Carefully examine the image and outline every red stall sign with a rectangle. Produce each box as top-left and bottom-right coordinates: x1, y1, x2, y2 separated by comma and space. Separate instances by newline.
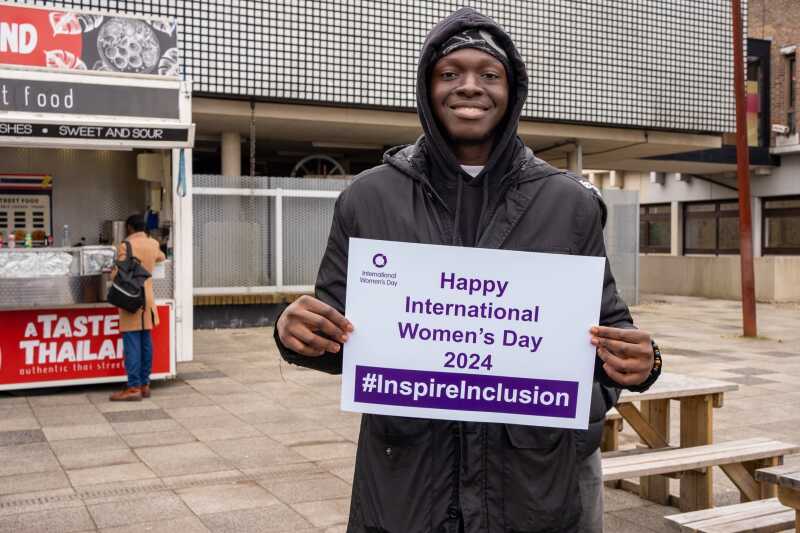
0, 3, 179, 75
0, 305, 172, 390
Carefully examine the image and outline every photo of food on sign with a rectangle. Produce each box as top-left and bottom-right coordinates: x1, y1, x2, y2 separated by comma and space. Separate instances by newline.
0, 4, 179, 76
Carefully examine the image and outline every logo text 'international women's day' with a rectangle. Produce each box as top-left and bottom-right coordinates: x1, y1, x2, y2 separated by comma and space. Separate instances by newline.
372, 253, 388, 268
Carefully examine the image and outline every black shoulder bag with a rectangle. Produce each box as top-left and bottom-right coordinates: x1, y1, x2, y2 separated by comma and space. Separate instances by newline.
107, 241, 151, 313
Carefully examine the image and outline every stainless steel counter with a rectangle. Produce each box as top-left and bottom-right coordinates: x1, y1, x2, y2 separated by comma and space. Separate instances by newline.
0, 246, 174, 307
0, 274, 104, 308
0, 246, 116, 278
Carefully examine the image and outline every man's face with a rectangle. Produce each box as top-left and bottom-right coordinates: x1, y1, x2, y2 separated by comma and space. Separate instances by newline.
430, 48, 509, 147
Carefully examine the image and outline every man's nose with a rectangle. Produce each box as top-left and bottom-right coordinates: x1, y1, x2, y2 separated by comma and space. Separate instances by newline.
456, 73, 484, 96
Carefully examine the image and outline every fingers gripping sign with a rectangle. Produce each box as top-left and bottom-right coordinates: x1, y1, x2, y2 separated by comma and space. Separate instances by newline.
277, 295, 354, 357
589, 326, 653, 387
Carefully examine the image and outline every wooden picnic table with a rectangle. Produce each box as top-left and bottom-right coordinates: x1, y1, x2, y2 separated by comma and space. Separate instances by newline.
614, 372, 739, 511
756, 464, 800, 531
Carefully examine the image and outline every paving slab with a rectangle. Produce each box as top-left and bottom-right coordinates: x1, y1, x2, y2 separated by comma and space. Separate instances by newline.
0, 443, 61, 477
199, 504, 311, 533
48, 435, 128, 454
187, 423, 263, 443
207, 437, 307, 469
261, 474, 351, 505
100, 515, 211, 533
120, 429, 198, 449
0, 506, 94, 533
176, 480, 279, 515
290, 498, 350, 529
112, 419, 184, 435
0, 429, 46, 447
269, 430, 348, 448
27, 394, 92, 407
56, 447, 140, 470
88, 492, 192, 529
291, 442, 358, 462
94, 398, 160, 413
103, 408, 171, 423
0, 417, 41, 431
134, 442, 231, 477
66, 462, 158, 487
0, 470, 71, 496
42, 423, 117, 441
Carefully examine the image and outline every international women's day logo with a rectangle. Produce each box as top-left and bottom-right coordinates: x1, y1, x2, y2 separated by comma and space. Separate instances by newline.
360, 252, 397, 287
372, 253, 388, 268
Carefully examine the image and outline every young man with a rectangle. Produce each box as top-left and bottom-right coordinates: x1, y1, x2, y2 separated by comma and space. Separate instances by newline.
110, 214, 166, 402
276, 8, 661, 532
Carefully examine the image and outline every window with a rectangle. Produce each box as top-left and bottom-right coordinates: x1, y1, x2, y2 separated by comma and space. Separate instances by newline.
763, 196, 800, 255
640, 204, 671, 253
684, 201, 740, 255
788, 53, 796, 135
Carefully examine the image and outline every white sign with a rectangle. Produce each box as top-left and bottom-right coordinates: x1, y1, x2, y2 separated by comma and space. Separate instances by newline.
341, 238, 606, 429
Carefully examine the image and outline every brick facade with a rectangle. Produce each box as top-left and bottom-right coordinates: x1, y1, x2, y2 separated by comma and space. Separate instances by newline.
748, 0, 800, 139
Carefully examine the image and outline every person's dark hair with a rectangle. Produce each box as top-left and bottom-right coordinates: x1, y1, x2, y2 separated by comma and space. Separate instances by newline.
126, 214, 146, 232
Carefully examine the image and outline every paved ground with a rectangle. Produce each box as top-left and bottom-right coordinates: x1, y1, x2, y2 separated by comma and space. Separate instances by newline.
0, 294, 798, 533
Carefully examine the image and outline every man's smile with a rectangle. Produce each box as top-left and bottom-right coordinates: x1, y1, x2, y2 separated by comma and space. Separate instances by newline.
449, 104, 491, 120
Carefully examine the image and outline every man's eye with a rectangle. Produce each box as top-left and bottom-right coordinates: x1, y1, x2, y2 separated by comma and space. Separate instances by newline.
441, 72, 458, 80
482, 72, 500, 80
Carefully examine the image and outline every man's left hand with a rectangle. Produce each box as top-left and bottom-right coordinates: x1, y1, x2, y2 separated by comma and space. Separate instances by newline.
590, 326, 654, 387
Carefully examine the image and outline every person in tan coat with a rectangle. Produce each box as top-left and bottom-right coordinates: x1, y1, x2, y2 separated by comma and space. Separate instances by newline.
110, 214, 166, 401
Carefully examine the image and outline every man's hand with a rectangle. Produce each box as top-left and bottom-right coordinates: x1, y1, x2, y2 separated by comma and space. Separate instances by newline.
590, 326, 654, 387
277, 295, 354, 357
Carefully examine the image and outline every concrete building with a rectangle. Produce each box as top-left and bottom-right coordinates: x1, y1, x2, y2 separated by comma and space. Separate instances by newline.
32, 0, 762, 312
603, 0, 800, 302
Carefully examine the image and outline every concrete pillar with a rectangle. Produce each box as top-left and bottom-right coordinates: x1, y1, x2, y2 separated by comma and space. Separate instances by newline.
752, 196, 762, 258
221, 131, 242, 177
609, 170, 624, 189
567, 143, 583, 174
670, 200, 683, 256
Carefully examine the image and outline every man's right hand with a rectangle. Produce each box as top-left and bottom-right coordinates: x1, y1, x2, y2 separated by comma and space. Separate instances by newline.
276, 295, 354, 357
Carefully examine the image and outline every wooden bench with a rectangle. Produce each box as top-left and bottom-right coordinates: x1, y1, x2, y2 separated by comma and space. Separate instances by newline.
602, 437, 800, 511
756, 464, 800, 531
602, 407, 623, 452
615, 373, 738, 508
664, 497, 795, 532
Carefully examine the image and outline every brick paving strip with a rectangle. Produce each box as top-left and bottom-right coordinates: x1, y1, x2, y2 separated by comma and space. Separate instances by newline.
0, 294, 797, 533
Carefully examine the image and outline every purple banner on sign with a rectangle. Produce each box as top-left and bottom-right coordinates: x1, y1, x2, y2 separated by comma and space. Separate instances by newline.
354, 365, 579, 419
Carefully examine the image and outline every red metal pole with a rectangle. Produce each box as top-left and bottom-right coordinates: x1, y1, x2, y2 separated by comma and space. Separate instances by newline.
731, 0, 757, 336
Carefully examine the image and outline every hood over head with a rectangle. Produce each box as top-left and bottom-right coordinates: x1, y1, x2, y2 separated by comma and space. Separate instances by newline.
416, 7, 529, 185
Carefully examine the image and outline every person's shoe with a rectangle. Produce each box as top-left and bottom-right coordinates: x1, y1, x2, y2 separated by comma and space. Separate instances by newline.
140, 384, 151, 398
109, 387, 142, 402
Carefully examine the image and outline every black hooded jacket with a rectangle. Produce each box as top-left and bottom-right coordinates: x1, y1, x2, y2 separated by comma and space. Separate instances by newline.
275, 8, 651, 533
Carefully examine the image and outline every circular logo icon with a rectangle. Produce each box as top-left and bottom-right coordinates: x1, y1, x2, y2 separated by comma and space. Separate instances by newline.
372, 253, 388, 268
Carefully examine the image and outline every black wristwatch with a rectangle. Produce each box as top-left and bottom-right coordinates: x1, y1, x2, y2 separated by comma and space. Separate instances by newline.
627, 340, 662, 393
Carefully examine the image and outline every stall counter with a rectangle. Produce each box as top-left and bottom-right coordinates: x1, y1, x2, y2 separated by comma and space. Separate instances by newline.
0, 301, 175, 391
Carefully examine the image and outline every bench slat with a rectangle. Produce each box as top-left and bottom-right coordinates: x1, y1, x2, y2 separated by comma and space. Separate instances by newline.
604, 438, 775, 476
607, 438, 771, 468
602, 446, 678, 460
756, 464, 800, 490
665, 497, 786, 527
618, 373, 738, 403
665, 498, 794, 533
699, 509, 795, 533
603, 439, 800, 481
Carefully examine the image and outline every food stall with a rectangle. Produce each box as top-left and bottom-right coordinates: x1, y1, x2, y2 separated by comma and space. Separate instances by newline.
0, 2, 194, 391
